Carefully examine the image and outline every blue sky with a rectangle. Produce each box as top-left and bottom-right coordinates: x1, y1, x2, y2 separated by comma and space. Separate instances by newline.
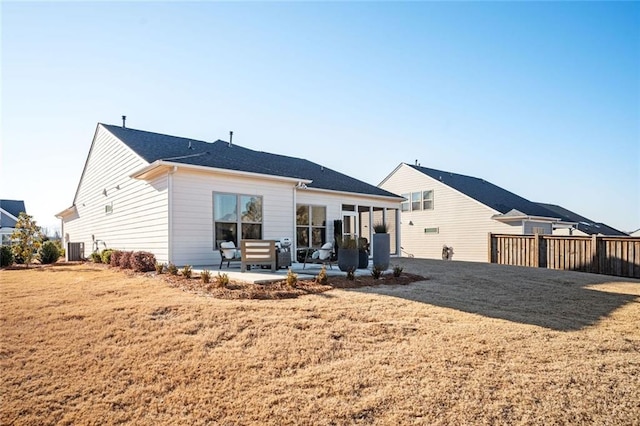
2, 1, 639, 233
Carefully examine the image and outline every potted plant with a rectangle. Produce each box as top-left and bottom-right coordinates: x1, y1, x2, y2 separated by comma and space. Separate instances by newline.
358, 237, 369, 269
337, 236, 359, 272
372, 222, 390, 270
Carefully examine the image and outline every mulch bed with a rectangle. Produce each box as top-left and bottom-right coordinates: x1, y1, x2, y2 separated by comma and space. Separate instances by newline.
159, 272, 427, 300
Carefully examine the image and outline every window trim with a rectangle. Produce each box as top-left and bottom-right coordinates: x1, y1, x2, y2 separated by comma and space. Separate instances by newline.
213, 192, 263, 248
422, 190, 434, 210
296, 204, 327, 248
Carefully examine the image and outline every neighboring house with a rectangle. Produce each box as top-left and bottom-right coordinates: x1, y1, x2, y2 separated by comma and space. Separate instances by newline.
0, 199, 26, 245
379, 163, 565, 262
56, 123, 403, 265
630, 229, 640, 237
535, 203, 629, 237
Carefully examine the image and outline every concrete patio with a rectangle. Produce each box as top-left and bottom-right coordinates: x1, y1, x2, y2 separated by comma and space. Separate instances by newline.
191, 261, 379, 284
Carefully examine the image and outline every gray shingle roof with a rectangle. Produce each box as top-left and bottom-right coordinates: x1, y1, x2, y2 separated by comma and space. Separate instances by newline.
535, 203, 628, 236
0, 199, 26, 228
102, 124, 399, 199
407, 164, 560, 218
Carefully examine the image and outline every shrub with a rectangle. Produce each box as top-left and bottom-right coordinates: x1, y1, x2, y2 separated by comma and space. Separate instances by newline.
131, 251, 156, 272
14, 253, 25, 265
1, 245, 14, 267
339, 237, 358, 250
316, 265, 328, 285
110, 250, 122, 267
286, 268, 298, 287
346, 268, 355, 281
371, 265, 383, 279
167, 263, 178, 275
53, 240, 65, 258
373, 222, 388, 233
90, 251, 102, 263
101, 249, 114, 265
393, 265, 403, 277
119, 251, 133, 269
215, 272, 229, 288
155, 262, 164, 274
39, 241, 60, 264
201, 269, 212, 283
181, 265, 192, 278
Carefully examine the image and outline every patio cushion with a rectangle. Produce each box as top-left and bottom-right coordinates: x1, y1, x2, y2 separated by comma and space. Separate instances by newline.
318, 242, 333, 260
220, 241, 240, 259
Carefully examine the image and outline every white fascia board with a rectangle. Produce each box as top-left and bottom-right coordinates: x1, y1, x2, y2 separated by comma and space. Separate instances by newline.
130, 160, 313, 185
55, 205, 77, 219
0, 207, 19, 222
492, 214, 561, 223
377, 162, 406, 187
553, 221, 579, 229
298, 186, 405, 203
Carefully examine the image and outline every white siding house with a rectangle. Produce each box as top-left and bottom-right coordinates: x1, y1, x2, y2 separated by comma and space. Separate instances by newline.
57, 125, 169, 260
379, 163, 562, 262
57, 123, 402, 266
0, 200, 27, 245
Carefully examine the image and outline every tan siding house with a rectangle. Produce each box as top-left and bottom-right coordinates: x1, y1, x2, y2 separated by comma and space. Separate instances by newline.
57, 123, 402, 266
379, 163, 561, 262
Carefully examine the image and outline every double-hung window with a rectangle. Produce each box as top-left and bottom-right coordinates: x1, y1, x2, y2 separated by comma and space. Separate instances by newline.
422, 190, 434, 210
401, 194, 410, 212
403, 190, 434, 212
296, 204, 326, 248
213, 193, 263, 247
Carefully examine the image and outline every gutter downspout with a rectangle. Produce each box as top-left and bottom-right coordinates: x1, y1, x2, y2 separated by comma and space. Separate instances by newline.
292, 184, 297, 262
168, 166, 178, 263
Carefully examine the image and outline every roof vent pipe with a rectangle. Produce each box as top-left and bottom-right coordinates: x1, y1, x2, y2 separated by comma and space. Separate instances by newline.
122, 115, 126, 128
229, 131, 233, 147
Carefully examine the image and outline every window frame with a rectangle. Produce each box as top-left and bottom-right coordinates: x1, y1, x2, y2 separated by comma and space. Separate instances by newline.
411, 192, 422, 211
401, 194, 410, 212
296, 204, 327, 248
213, 192, 263, 248
422, 190, 434, 210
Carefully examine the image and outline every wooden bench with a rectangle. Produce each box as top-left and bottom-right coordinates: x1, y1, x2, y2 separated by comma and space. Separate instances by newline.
241, 240, 276, 272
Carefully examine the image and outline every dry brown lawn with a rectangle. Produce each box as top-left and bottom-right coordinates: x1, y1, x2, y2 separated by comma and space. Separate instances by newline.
1, 259, 639, 425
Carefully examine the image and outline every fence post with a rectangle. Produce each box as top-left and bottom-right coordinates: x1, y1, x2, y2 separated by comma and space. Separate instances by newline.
488, 233, 493, 263
533, 233, 540, 268
591, 234, 599, 274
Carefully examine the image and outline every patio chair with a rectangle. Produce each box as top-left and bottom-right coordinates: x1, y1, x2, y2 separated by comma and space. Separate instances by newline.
303, 242, 336, 269
219, 241, 241, 269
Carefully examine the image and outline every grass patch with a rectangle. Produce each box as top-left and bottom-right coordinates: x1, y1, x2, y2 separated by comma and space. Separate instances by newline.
1, 261, 638, 425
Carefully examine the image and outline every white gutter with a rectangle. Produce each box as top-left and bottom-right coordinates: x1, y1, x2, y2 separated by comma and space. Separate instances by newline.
292, 184, 298, 259
297, 186, 405, 202
491, 214, 561, 223
131, 160, 312, 185
167, 166, 177, 263
55, 205, 77, 219
0, 207, 20, 222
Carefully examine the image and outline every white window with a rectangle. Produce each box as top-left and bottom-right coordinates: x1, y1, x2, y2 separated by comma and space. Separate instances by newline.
401, 194, 410, 212
411, 192, 422, 211
214, 193, 263, 247
423, 190, 434, 210
296, 204, 327, 248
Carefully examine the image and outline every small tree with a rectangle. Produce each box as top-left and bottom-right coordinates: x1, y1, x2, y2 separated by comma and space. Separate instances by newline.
10, 213, 43, 268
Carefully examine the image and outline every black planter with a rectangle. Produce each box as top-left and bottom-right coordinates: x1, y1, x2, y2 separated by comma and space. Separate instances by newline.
372, 233, 390, 270
358, 250, 369, 269
338, 248, 359, 272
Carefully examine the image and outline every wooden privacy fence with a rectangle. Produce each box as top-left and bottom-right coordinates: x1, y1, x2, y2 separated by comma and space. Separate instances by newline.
488, 233, 640, 278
